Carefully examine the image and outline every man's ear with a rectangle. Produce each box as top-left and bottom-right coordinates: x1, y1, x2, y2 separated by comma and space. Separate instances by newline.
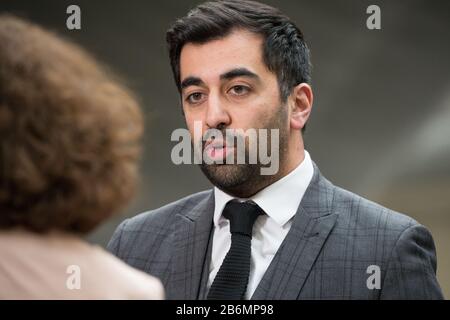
289, 83, 313, 131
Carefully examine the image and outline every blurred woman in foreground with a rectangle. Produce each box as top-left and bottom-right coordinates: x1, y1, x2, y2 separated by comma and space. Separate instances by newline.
0, 15, 163, 299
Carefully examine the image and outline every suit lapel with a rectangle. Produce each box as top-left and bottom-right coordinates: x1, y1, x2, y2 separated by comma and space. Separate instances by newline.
170, 191, 215, 299
251, 163, 338, 299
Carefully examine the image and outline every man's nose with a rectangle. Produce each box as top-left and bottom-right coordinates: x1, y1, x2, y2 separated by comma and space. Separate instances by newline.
205, 93, 231, 129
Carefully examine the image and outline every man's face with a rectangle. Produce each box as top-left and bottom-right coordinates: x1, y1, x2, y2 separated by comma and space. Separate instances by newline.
179, 29, 290, 196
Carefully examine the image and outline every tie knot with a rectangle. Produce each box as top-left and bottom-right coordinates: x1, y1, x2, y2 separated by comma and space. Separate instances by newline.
222, 200, 264, 237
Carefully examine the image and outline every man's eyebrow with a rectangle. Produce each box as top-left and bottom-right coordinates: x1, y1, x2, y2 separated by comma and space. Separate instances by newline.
180, 76, 205, 90
180, 68, 259, 90
220, 68, 260, 82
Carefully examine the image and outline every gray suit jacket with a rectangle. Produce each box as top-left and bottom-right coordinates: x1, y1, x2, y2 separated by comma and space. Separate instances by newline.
107, 163, 444, 299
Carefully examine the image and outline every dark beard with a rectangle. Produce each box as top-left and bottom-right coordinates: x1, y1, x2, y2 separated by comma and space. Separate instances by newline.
200, 162, 260, 197
198, 104, 288, 198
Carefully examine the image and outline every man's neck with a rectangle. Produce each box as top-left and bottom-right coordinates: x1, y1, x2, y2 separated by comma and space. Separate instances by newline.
223, 149, 305, 198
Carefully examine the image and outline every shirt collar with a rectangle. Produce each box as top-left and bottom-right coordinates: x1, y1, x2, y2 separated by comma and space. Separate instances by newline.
213, 150, 314, 228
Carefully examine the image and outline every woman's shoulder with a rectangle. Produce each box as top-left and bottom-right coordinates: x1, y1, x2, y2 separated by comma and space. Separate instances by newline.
0, 229, 164, 299
89, 243, 165, 299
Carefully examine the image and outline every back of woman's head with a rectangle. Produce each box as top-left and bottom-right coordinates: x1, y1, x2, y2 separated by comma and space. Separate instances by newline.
0, 15, 143, 234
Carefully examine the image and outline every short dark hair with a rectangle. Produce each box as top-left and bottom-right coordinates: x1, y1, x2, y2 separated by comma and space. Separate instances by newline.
166, 0, 312, 103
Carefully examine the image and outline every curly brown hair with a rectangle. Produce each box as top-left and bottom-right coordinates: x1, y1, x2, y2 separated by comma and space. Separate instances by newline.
0, 15, 143, 234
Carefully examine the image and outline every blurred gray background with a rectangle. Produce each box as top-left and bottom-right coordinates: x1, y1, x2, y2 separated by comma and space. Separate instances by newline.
1, 0, 449, 298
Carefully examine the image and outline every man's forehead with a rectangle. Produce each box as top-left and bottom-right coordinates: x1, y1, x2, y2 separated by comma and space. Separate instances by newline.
179, 29, 265, 81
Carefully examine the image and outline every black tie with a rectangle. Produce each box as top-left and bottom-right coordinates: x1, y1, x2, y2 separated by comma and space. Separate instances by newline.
207, 200, 264, 300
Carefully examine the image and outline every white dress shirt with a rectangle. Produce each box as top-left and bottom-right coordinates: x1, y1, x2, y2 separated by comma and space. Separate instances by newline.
208, 150, 314, 299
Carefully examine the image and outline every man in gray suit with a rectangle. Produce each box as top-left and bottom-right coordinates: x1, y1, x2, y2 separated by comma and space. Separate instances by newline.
108, 0, 443, 299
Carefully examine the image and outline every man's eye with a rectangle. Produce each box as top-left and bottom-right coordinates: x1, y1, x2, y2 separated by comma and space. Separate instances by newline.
186, 92, 204, 104
229, 85, 250, 96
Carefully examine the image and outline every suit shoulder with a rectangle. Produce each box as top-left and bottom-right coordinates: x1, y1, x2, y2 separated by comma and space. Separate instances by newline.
332, 185, 419, 233
122, 189, 213, 232
107, 189, 212, 259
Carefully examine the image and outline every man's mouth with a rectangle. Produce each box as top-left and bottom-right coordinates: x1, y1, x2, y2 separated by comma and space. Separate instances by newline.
203, 139, 234, 161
